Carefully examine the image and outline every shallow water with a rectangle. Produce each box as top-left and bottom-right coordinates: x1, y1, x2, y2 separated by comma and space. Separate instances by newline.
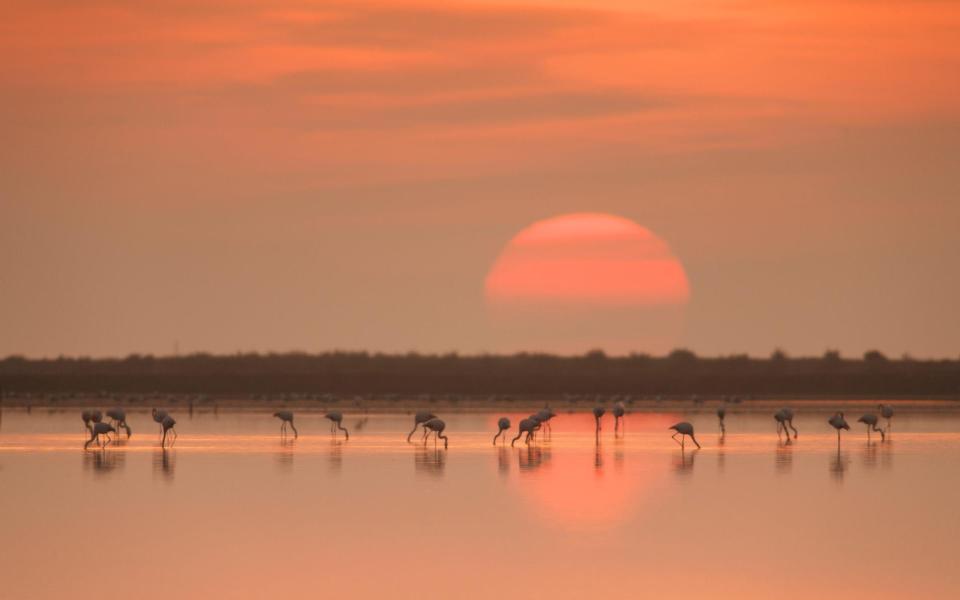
1, 405, 959, 599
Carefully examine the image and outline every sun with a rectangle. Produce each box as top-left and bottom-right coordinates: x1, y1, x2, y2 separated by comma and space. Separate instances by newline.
484, 213, 690, 354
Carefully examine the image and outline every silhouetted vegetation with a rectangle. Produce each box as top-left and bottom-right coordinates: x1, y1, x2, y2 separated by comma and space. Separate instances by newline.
2, 350, 960, 398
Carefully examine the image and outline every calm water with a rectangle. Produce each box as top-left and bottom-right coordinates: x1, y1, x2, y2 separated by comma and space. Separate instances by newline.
1, 405, 959, 599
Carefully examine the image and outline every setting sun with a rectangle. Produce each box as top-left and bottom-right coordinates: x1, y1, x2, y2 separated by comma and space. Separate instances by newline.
485, 213, 689, 354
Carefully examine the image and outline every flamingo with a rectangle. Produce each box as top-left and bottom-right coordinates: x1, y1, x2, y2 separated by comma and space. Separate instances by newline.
612, 402, 626, 433
273, 411, 298, 438
593, 407, 605, 437
406, 411, 437, 442
828, 411, 849, 446
81, 410, 102, 433
423, 418, 448, 449
669, 422, 701, 449
84, 422, 116, 449
511, 418, 538, 447
493, 417, 511, 445
536, 407, 556, 433
717, 406, 726, 434
325, 411, 349, 439
878, 404, 894, 431
527, 414, 543, 442
105, 408, 132, 438
857, 414, 886, 441
161, 415, 177, 448
152, 408, 168, 438
774, 408, 799, 439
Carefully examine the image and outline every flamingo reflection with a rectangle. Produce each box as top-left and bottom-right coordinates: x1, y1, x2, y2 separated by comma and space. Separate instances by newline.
414, 445, 445, 476
153, 449, 175, 481
775, 440, 793, 473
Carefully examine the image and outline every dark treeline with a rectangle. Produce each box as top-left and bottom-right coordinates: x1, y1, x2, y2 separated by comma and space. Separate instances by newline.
2, 349, 960, 397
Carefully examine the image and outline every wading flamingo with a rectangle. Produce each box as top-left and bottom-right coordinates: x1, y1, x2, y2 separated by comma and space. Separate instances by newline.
161, 415, 177, 448
493, 417, 511, 445
105, 408, 132, 438
828, 412, 849, 446
325, 411, 349, 439
273, 411, 298, 438
878, 404, 894, 431
152, 409, 168, 438
613, 402, 626, 433
423, 418, 448, 449
84, 422, 116, 449
593, 407, 605, 438
407, 411, 437, 442
669, 422, 701, 449
774, 408, 798, 439
857, 414, 886, 441
511, 418, 538, 447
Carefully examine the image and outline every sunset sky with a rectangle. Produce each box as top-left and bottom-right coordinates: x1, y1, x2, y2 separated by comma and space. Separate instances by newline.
2, 0, 959, 358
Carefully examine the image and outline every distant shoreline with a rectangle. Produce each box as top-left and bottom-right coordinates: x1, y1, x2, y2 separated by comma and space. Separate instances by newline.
2, 350, 959, 399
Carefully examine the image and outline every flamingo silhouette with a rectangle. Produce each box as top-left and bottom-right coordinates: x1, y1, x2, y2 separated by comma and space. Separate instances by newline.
717, 406, 726, 434
493, 417, 511, 445
612, 402, 626, 433
81, 410, 102, 434
828, 411, 850, 446
669, 422, 701, 449
273, 411, 298, 438
774, 408, 798, 439
593, 407, 605, 438
423, 418, 448, 449
536, 408, 556, 433
105, 408, 132, 438
325, 411, 349, 439
152, 408, 168, 438
161, 414, 177, 448
857, 414, 885, 441
84, 422, 116, 449
878, 404, 894, 431
511, 418, 538, 447
407, 411, 437, 442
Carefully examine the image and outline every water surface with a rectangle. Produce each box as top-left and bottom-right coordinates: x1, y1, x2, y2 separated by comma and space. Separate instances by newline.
1, 405, 959, 599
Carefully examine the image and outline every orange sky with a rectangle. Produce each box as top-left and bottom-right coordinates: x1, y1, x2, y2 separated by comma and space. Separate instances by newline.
2, 1, 959, 357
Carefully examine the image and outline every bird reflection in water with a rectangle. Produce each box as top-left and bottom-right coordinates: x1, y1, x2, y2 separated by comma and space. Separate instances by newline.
518, 446, 547, 471
328, 439, 345, 472
775, 439, 793, 474
861, 440, 880, 469
716, 435, 726, 472
497, 446, 510, 475
153, 449, 175, 481
613, 438, 625, 471
414, 445, 445, 477
83, 447, 125, 475
594, 442, 603, 471
880, 440, 894, 470
830, 448, 850, 482
673, 447, 697, 475
275, 437, 295, 470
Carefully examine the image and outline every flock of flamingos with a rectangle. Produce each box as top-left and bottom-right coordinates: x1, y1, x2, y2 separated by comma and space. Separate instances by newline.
79, 403, 897, 450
